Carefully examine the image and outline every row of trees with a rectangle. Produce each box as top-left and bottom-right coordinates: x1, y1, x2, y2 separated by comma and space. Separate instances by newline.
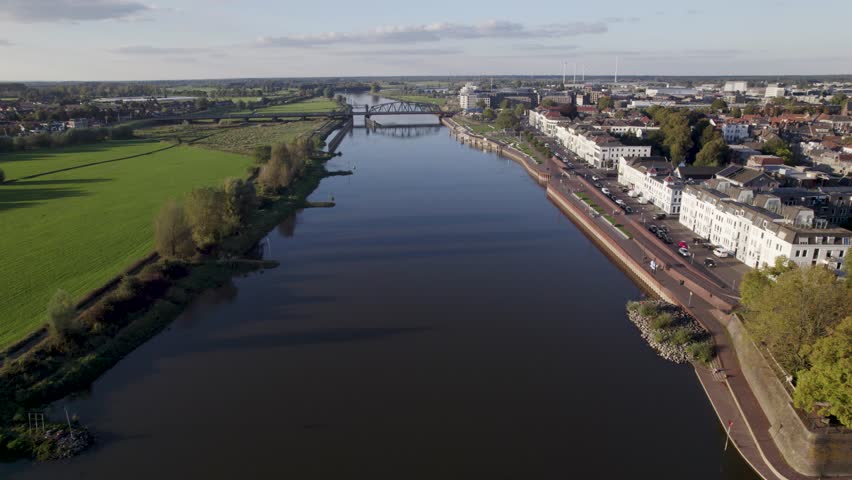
741, 259, 852, 425
0, 126, 134, 153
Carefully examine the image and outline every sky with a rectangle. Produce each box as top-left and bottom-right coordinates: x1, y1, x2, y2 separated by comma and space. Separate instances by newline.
1, 0, 851, 81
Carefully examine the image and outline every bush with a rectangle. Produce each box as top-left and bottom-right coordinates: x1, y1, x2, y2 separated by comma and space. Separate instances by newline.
110, 125, 135, 140
650, 312, 674, 330
253, 145, 272, 164
670, 327, 694, 346
626, 301, 641, 313
637, 302, 659, 318
46, 289, 78, 341
0, 168, 5, 183
688, 342, 715, 364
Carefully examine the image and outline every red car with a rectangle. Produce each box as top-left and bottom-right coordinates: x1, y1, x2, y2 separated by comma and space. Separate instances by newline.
677, 241, 689, 250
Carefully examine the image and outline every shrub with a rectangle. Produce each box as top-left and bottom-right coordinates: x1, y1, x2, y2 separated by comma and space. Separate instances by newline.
46, 289, 78, 341
670, 327, 694, 346
650, 312, 674, 330
110, 126, 134, 140
626, 301, 641, 313
154, 200, 195, 260
688, 342, 715, 364
0, 168, 5, 183
253, 145, 272, 164
637, 302, 659, 318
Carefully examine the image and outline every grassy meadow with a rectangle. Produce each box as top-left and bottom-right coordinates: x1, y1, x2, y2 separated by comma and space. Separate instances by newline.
239, 97, 340, 115
0, 142, 252, 348
137, 120, 327, 155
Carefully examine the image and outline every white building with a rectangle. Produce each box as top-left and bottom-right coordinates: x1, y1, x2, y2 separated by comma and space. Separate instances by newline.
679, 185, 852, 269
528, 108, 570, 136
765, 84, 786, 98
724, 81, 748, 93
617, 156, 683, 214
554, 124, 652, 170
721, 122, 750, 143
459, 93, 490, 110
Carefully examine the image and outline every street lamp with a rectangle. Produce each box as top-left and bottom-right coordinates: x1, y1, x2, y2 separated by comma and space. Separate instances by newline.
688, 291, 693, 307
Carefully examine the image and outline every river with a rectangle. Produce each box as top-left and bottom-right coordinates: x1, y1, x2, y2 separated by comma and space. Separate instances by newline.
1, 93, 758, 479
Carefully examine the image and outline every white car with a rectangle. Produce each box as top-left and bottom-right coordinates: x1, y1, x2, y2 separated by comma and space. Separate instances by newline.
601, 187, 611, 195
591, 175, 602, 182
713, 248, 730, 258
678, 247, 691, 257
615, 199, 626, 207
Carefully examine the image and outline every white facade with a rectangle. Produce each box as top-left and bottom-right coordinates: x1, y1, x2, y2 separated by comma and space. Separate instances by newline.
724, 81, 748, 93
459, 93, 490, 110
721, 123, 750, 143
528, 109, 569, 136
555, 124, 651, 169
679, 186, 852, 269
765, 84, 786, 98
617, 157, 683, 214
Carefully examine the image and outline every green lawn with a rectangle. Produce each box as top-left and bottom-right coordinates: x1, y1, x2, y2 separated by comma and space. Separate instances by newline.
0, 143, 252, 348
136, 120, 327, 155
0, 140, 167, 181
238, 97, 340, 115
381, 93, 448, 106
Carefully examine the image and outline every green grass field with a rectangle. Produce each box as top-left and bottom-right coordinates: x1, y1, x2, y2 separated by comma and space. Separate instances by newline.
381, 93, 448, 106
0, 140, 167, 181
137, 120, 327, 155
0, 143, 252, 348
238, 97, 340, 115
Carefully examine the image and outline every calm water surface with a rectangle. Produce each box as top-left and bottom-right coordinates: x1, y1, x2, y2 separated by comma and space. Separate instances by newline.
2, 95, 758, 479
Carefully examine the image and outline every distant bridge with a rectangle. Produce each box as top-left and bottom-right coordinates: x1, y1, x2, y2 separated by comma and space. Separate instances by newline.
156, 101, 456, 123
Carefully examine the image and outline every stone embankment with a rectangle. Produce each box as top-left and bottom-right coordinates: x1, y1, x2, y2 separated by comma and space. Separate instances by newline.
37, 425, 94, 460
627, 301, 709, 364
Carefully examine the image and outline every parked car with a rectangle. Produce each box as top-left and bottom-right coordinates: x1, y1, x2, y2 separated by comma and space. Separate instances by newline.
703, 258, 717, 268
601, 187, 611, 195
653, 213, 667, 220
615, 199, 626, 207
677, 241, 689, 249
593, 182, 603, 189
713, 247, 730, 258
623, 206, 633, 214
662, 236, 673, 244
648, 225, 658, 233
638, 197, 649, 205
591, 175, 602, 182
678, 247, 691, 257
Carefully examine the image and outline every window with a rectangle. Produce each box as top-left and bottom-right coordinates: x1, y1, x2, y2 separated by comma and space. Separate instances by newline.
813, 249, 819, 259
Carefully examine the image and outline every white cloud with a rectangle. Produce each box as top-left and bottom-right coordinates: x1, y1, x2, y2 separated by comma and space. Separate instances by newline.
0, 0, 151, 22
255, 20, 607, 47
0, 38, 13, 46
111, 45, 209, 55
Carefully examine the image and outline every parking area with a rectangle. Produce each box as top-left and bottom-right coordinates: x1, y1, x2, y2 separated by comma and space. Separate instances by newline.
547, 143, 750, 292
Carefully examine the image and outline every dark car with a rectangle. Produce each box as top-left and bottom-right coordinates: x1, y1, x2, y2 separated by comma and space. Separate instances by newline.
593, 182, 603, 189
623, 206, 633, 214
704, 258, 717, 268
653, 213, 667, 220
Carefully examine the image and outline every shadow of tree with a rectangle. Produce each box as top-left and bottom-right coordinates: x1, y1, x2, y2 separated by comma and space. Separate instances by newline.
0, 179, 110, 212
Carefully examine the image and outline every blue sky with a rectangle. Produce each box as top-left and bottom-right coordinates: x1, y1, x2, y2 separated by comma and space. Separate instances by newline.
1, 0, 850, 81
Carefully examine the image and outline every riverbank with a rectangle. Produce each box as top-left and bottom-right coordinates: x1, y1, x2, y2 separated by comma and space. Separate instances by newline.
450, 119, 849, 479
0, 122, 348, 462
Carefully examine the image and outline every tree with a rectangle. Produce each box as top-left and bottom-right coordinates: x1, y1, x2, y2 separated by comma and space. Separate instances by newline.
844, 252, 852, 287
694, 138, 729, 166
513, 104, 526, 118
732, 106, 743, 118
540, 99, 556, 108
222, 178, 257, 232
663, 120, 692, 165
370, 82, 381, 94
185, 187, 227, 249
597, 96, 615, 111
762, 138, 794, 165
154, 200, 195, 259
258, 157, 289, 193
743, 104, 759, 115
194, 97, 209, 111
253, 145, 271, 164
482, 107, 496, 121
323, 87, 333, 98
47, 289, 77, 341
711, 98, 728, 112
793, 316, 852, 426
743, 264, 852, 374
495, 110, 518, 130
559, 103, 578, 119
475, 99, 487, 109
829, 92, 848, 106
499, 99, 511, 110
